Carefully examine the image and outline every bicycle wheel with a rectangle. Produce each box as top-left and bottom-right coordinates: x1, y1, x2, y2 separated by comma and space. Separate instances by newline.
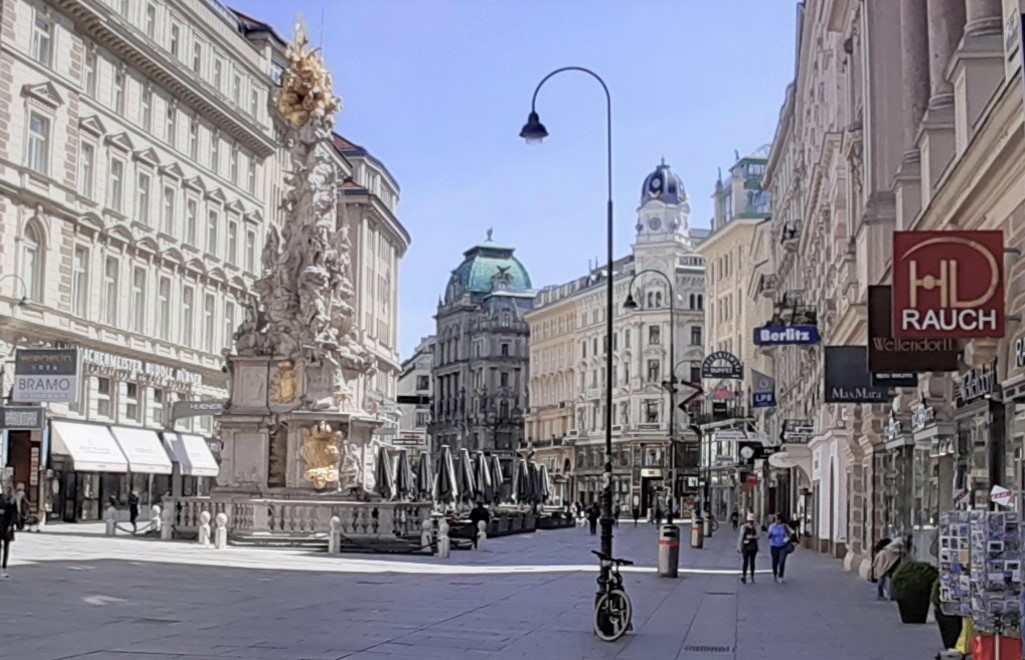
594, 588, 633, 642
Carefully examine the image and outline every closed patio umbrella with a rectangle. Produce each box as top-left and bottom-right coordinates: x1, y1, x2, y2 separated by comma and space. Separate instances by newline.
513, 458, 529, 504
434, 445, 457, 504
490, 455, 505, 504
456, 448, 477, 504
395, 449, 413, 500
474, 452, 493, 503
527, 461, 541, 505
538, 464, 552, 504
375, 445, 395, 501
416, 453, 434, 501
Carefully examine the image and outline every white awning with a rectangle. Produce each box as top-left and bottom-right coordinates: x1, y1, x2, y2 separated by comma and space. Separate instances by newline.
163, 433, 219, 477
110, 426, 173, 475
51, 421, 128, 473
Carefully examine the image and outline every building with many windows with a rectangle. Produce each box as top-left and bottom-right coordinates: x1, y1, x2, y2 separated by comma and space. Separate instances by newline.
524, 162, 707, 516
429, 232, 536, 474
0, 0, 408, 524
396, 335, 435, 457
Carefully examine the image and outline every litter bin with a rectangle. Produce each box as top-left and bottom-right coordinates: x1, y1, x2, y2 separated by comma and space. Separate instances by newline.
690, 518, 704, 549
703, 517, 712, 537
658, 524, 680, 577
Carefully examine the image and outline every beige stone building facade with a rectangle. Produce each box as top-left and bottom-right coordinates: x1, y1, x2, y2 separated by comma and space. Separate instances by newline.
761, 0, 1025, 576
0, 0, 408, 523
524, 162, 707, 516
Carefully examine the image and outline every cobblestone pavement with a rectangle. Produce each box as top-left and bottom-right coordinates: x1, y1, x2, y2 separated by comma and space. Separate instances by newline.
0, 520, 936, 659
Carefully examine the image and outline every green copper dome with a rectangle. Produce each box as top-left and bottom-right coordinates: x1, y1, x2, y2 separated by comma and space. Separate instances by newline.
444, 230, 532, 304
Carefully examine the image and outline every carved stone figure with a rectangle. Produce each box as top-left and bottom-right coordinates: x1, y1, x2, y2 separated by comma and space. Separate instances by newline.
299, 422, 343, 489
270, 361, 298, 404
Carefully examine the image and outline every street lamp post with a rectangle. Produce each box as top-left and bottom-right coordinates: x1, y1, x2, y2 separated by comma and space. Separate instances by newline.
520, 66, 615, 597
623, 270, 675, 523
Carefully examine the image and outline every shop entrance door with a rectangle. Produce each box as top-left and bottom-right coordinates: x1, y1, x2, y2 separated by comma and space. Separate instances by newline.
61, 471, 78, 523
6, 431, 32, 489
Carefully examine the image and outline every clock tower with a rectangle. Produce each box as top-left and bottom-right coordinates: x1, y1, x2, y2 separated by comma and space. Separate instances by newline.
635, 159, 693, 251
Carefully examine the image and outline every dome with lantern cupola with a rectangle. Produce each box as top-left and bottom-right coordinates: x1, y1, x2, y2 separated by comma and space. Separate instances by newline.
640, 158, 687, 207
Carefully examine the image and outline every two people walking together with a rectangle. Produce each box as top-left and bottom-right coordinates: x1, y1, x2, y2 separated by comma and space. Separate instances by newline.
737, 513, 798, 584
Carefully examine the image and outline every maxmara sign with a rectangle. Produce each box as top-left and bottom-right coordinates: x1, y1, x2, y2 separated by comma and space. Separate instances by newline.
892, 230, 1005, 338
752, 325, 819, 346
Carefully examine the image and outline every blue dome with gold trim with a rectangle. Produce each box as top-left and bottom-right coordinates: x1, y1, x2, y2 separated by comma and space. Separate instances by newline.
641, 159, 686, 206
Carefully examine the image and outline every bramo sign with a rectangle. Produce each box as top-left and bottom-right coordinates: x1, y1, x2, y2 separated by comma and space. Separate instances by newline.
13, 349, 81, 404
892, 230, 1005, 338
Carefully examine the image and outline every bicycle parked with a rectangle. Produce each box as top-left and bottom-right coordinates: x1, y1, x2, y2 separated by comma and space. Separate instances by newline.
592, 550, 633, 642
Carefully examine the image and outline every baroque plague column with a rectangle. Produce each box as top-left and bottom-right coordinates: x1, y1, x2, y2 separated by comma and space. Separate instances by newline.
214, 22, 381, 510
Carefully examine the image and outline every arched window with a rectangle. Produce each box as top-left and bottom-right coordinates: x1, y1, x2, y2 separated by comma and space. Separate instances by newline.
655, 291, 663, 307
21, 222, 43, 301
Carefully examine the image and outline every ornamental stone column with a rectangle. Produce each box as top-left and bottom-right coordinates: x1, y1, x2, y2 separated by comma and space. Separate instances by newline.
894, 0, 930, 230
917, 0, 965, 205
948, 0, 1004, 157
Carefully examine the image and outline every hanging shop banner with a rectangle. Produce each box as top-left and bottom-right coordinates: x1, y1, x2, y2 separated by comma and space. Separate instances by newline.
701, 351, 743, 380
0, 406, 44, 430
892, 230, 1005, 338
752, 325, 820, 346
871, 372, 918, 388
13, 349, 81, 404
751, 370, 776, 408
1015, 334, 1025, 370
170, 400, 226, 422
823, 346, 890, 403
781, 419, 814, 444
868, 286, 959, 373
956, 358, 999, 407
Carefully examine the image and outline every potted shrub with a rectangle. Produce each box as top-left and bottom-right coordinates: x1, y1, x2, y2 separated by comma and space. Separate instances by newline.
891, 561, 938, 624
931, 577, 962, 649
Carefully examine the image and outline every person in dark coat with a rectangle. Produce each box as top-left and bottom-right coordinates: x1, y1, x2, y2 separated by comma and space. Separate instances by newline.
632, 506, 640, 527
469, 501, 490, 548
587, 502, 600, 536
737, 513, 760, 584
128, 489, 140, 534
0, 486, 17, 578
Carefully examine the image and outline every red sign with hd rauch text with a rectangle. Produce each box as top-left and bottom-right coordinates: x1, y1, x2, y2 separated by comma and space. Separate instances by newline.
892, 230, 1005, 339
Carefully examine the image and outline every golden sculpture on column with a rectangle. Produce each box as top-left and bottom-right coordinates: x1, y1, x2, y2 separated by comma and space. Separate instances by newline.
300, 422, 343, 489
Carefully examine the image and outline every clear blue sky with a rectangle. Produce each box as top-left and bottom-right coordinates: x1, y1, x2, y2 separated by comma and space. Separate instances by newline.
230, 0, 799, 358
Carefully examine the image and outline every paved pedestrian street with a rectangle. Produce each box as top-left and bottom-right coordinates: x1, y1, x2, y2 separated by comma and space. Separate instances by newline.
0, 522, 933, 659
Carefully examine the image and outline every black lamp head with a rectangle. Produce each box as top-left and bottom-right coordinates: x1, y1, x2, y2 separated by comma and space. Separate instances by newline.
519, 111, 549, 144
623, 292, 639, 310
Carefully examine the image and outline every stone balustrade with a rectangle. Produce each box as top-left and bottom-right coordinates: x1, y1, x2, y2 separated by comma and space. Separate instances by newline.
167, 496, 432, 541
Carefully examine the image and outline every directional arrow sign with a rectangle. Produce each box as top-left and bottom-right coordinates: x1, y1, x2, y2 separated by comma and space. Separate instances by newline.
676, 381, 703, 408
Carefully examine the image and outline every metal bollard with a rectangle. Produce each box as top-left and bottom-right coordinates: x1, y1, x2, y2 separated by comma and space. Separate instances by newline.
703, 517, 712, 537
690, 519, 704, 549
476, 520, 487, 552
436, 518, 451, 559
160, 504, 173, 540
150, 505, 162, 534
104, 505, 118, 536
198, 511, 211, 547
214, 512, 227, 550
658, 524, 680, 577
328, 516, 341, 554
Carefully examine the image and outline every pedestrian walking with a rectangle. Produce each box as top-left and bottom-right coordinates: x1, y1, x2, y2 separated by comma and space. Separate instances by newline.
469, 500, 491, 549
587, 502, 600, 536
737, 513, 759, 584
128, 489, 140, 535
654, 505, 663, 527
612, 502, 621, 527
632, 506, 640, 527
730, 510, 739, 530
872, 537, 905, 600
768, 514, 796, 583
0, 486, 17, 578
12, 483, 28, 532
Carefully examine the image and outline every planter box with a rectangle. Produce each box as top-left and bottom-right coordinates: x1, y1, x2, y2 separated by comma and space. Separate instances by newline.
896, 596, 930, 624
934, 607, 962, 650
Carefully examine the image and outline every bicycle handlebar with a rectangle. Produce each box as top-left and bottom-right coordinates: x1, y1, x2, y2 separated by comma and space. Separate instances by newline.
592, 550, 634, 566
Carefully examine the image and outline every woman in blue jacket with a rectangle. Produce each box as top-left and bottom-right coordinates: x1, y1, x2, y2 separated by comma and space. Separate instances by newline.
767, 514, 796, 583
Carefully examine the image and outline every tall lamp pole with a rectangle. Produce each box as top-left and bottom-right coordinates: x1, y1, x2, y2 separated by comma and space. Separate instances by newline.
623, 270, 675, 523
520, 66, 615, 596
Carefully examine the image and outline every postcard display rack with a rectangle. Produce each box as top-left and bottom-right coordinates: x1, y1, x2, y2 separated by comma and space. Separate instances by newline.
940, 511, 1023, 656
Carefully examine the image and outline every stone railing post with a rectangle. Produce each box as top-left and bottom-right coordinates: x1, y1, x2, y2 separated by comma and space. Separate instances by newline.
104, 504, 118, 536
329, 516, 341, 554
198, 511, 212, 547
436, 518, 450, 559
420, 518, 433, 553
476, 521, 487, 552
150, 505, 162, 535
214, 512, 228, 550
160, 503, 173, 540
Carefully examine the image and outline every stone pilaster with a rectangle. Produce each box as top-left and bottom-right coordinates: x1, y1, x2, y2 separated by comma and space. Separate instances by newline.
963, 0, 1002, 38
948, 0, 1004, 156
894, 0, 930, 229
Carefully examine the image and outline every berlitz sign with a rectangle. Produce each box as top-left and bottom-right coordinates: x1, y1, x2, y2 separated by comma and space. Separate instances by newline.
892, 230, 1005, 338
752, 325, 820, 346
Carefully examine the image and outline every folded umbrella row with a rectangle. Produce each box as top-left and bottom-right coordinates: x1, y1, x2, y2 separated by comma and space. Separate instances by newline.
372, 445, 550, 506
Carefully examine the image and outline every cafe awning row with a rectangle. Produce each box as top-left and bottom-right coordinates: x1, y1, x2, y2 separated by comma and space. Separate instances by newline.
162, 433, 220, 477
49, 422, 218, 477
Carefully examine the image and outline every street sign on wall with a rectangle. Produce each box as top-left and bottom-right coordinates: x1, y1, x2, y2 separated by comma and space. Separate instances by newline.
892, 230, 1005, 338
13, 349, 80, 403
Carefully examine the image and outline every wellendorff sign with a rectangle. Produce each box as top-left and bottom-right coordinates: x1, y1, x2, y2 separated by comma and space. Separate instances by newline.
867, 286, 958, 373
892, 230, 1005, 338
